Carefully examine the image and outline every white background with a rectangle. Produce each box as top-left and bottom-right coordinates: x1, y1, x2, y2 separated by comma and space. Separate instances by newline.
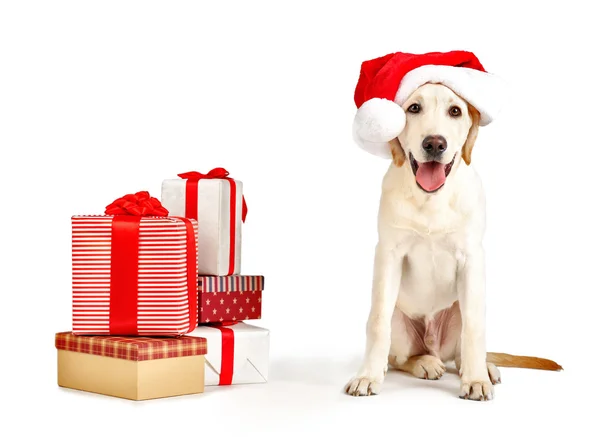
1, 0, 598, 435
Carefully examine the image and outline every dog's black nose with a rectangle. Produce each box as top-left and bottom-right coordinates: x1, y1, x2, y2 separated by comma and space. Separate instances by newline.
422, 135, 447, 156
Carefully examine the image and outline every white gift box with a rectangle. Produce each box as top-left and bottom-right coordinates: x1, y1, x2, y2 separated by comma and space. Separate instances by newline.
161, 172, 244, 275
188, 322, 269, 386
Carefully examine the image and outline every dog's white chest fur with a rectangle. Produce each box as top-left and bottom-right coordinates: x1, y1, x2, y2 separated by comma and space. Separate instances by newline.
397, 233, 460, 317
379, 162, 484, 319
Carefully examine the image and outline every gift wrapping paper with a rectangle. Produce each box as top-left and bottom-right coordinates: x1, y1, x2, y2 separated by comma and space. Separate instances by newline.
71, 215, 198, 336
161, 169, 245, 276
55, 332, 208, 361
199, 275, 263, 324
189, 322, 269, 386
56, 332, 207, 400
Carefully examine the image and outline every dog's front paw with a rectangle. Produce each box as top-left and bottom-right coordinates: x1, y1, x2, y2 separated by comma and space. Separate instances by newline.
459, 377, 494, 401
344, 374, 383, 396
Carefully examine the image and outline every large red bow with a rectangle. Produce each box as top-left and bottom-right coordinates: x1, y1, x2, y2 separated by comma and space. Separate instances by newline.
105, 191, 169, 216
178, 169, 248, 222
178, 168, 231, 181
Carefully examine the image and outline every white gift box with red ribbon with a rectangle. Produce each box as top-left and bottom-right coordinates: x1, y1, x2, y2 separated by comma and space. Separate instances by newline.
188, 322, 269, 386
161, 169, 247, 276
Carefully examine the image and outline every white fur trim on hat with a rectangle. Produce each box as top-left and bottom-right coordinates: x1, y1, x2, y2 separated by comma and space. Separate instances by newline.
352, 98, 406, 159
395, 65, 507, 126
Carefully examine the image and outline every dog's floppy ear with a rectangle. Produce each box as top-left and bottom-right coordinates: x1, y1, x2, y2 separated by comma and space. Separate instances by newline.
462, 105, 480, 165
389, 137, 406, 167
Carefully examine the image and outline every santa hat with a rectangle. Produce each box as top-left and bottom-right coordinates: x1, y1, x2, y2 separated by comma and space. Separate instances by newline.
353, 50, 506, 159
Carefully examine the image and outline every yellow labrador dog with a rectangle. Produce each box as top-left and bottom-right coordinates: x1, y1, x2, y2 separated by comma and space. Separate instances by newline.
344, 83, 561, 401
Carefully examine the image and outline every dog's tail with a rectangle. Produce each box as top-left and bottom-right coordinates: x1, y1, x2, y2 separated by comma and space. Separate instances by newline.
487, 352, 563, 371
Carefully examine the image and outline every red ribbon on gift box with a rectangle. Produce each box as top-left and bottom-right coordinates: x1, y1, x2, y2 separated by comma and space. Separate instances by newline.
178, 169, 247, 276
208, 321, 238, 385
104, 191, 197, 335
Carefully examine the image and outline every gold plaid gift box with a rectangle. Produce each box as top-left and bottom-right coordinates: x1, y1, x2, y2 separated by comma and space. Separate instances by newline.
55, 332, 207, 401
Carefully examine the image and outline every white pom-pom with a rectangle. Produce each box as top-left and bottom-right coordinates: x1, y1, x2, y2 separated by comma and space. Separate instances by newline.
354, 98, 406, 143
352, 98, 406, 159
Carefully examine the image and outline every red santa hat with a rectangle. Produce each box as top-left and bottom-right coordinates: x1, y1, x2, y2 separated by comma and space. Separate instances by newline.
353, 50, 506, 159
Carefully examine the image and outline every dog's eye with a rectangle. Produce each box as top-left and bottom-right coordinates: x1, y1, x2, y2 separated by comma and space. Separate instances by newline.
449, 106, 462, 117
407, 103, 421, 114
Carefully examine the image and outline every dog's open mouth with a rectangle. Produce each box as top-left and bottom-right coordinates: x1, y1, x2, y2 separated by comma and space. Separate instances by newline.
409, 153, 455, 193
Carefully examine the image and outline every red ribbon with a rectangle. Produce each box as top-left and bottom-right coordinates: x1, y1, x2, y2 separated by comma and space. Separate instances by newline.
178, 169, 247, 275
181, 218, 198, 330
104, 192, 197, 335
208, 321, 238, 385
109, 215, 141, 335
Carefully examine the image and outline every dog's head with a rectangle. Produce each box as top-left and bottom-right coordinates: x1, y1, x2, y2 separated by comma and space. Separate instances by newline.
389, 83, 480, 194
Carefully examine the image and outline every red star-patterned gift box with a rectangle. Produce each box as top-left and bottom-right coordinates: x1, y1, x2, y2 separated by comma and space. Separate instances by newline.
198, 275, 263, 324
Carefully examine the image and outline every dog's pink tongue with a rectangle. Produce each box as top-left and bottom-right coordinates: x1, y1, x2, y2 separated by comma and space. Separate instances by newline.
416, 162, 446, 192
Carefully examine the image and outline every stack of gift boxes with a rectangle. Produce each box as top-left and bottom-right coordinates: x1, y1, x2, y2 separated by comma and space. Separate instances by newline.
55, 169, 269, 400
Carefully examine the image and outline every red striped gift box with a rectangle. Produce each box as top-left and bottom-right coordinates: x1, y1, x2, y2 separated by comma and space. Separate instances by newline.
198, 275, 263, 324
72, 215, 198, 336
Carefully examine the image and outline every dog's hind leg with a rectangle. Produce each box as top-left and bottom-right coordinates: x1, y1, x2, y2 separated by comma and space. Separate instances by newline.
388, 310, 447, 380
392, 355, 447, 380
387, 308, 425, 364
